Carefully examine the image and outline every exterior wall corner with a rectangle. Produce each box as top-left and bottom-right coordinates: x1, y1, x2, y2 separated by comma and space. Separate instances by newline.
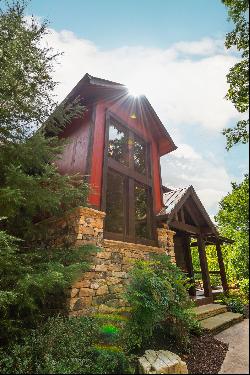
157, 225, 176, 263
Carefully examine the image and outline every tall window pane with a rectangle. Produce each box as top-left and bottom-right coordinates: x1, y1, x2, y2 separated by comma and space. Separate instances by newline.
105, 170, 125, 233
108, 122, 128, 166
135, 183, 152, 239
134, 136, 146, 175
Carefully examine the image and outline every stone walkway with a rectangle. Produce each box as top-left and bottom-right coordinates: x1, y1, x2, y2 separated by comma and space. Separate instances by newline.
215, 319, 249, 374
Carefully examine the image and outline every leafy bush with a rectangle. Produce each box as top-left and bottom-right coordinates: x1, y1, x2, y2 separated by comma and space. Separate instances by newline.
0, 316, 133, 374
0, 227, 98, 344
238, 278, 249, 298
124, 254, 200, 351
215, 290, 248, 314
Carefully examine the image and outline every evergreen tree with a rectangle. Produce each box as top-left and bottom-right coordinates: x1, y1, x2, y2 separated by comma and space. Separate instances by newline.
0, 1, 88, 237
0, 1, 96, 343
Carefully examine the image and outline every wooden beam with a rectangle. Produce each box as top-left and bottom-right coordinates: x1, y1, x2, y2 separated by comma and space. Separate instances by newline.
197, 234, 212, 297
182, 234, 196, 296
180, 208, 185, 223
216, 242, 229, 292
170, 221, 200, 234
184, 200, 200, 226
200, 227, 215, 235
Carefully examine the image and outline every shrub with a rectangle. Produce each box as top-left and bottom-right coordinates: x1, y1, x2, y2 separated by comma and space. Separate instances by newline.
0, 316, 133, 374
124, 254, 200, 351
0, 226, 99, 344
215, 289, 248, 314
238, 278, 249, 298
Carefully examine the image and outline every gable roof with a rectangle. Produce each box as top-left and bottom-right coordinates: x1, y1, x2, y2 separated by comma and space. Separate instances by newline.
64, 73, 177, 156
157, 185, 218, 235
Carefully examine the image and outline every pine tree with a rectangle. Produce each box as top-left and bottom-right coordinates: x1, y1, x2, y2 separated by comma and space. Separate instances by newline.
0, 1, 96, 343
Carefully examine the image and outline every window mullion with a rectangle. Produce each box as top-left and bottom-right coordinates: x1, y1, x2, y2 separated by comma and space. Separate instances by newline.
128, 131, 135, 170
128, 177, 135, 239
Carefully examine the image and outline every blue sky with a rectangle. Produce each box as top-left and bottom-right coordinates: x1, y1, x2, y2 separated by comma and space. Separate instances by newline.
27, 0, 233, 48
25, 0, 248, 216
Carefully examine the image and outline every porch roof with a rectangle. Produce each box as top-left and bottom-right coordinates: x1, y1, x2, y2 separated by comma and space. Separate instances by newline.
157, 185, 233, 245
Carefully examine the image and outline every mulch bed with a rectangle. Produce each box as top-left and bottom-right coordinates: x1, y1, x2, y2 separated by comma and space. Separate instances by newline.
182, 333, 229, 374
136, 331, 229, 374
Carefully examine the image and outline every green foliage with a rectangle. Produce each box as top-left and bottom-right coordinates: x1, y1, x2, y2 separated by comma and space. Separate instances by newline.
0, 0, 88, 238
0, 0, 97, 348
222, 0, 249, 149
215, 290, 248, 314
238, 278, 249, 297
0, 225, 99, 344
0, 316, 133, 374
99, 324, 121, 345
124, 254, 200, 351
191, 245, 222, 288
191, 175, 249, 289
215, 175, 249, 283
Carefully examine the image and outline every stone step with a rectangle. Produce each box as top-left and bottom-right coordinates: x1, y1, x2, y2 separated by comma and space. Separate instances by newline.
192, 303, 228, 321
200, 311, 244, 333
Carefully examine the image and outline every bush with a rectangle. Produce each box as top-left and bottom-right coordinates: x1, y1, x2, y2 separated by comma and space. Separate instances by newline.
0, 316, 133, 374
0, 226, 99, 344
215, 290, 248, 314
124, 254, 200, 351
238, 278, 249, 298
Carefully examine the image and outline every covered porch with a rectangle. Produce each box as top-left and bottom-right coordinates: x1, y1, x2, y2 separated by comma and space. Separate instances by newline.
157, 186, 233, 304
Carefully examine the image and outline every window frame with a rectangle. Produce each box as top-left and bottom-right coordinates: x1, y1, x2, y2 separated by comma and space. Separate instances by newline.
101, 111, 157, 245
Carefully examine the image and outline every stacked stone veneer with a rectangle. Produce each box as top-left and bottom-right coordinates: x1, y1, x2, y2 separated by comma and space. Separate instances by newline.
157, 225, 176, 263
41, 206, 176, 316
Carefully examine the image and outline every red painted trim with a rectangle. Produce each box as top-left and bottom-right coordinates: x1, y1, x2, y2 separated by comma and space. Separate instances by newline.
88, 103, 106, 207
151, 142, 162, 213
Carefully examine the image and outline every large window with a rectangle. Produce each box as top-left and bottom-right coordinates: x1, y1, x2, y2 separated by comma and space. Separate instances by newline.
102, 115, 155, 244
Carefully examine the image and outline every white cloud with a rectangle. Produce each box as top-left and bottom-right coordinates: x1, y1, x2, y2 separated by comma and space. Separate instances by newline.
172, 38, 225, 56
41, 28, 240, 133
161, 146, 231, 215
38, 26, 240, 215
171, 143, 202, 160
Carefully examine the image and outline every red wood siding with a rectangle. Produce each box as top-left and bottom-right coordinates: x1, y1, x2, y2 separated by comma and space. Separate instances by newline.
88, 103, 106, 207
56, 116, 91, 177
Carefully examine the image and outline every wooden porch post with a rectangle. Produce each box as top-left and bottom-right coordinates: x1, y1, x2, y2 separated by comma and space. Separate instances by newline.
197, 234, 212, 297
182, 234, 196, 296
216, 242, 229, 292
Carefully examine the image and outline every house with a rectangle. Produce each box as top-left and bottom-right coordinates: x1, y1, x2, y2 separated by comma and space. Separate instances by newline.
53, 73, 231, 313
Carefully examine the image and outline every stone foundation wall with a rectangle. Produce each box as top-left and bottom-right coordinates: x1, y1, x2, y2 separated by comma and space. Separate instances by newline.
39, 206, 176, 315
157, 225, 176, 263
69, 239, 165, 316
37, 207, 105, 248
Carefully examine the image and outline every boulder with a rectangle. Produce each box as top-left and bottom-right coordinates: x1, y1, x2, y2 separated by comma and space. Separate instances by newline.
138, 349, 188, 374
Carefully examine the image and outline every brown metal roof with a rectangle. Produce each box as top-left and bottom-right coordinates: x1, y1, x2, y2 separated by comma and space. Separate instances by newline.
158, 187, 189, 216
157, 185, 219, 235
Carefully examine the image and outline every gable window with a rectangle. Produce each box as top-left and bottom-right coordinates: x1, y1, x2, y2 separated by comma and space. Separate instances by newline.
102, 114, 156, 245
108, 122, 129, 166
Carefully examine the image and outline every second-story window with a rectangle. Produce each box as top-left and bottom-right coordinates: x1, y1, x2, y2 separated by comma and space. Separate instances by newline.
108, 122, 129, 166
102, 114, 155, 245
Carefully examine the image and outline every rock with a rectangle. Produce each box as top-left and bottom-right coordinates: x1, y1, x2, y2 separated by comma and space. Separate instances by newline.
79, 288, 95, 297
96, 285, 109, 295
138, 349, 188, 374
